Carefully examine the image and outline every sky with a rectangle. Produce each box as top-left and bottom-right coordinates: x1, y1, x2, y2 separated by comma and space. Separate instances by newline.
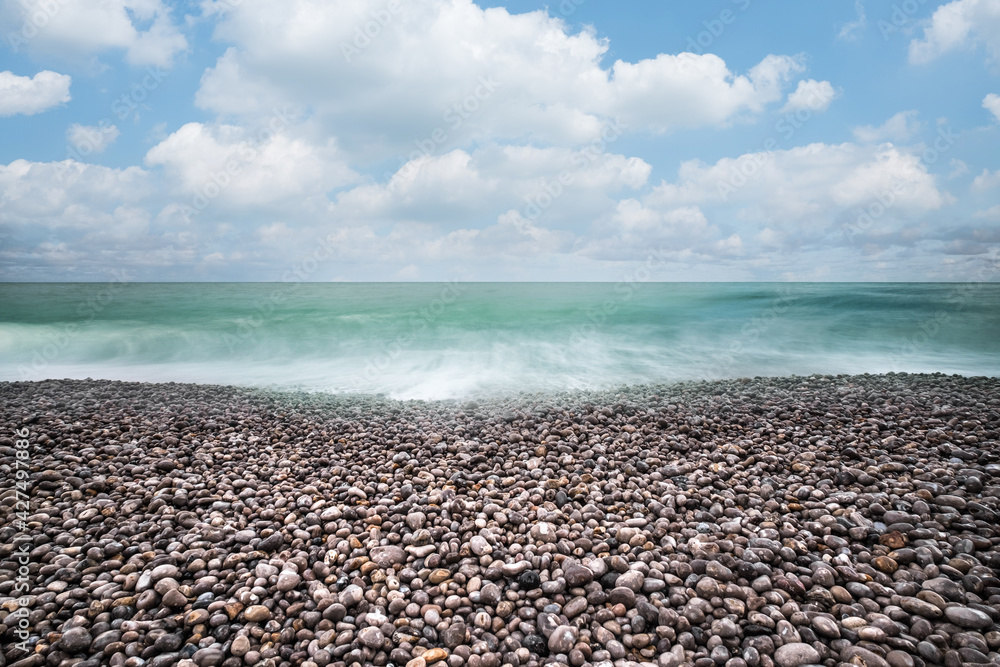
1, 0, 999, 282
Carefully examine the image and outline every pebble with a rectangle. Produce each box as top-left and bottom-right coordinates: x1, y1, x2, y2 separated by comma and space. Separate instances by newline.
608, 586, 636, 608
811, 616, 840, 639
886, 651, 915, 667
161, 588, 188, 607
423, 648, 449, 663
944, 606, 992, 629
340, 584, 364, 606
276, 570, 301, 591
244, 605, 271, 622
370, 545, 407, 567
230, 636, 250, 657
470, 535, 492, 555
529, 522, 558, 544
518, 570, 540, 590
442, 622, 467, 648
616, 570, 644, 592
774, 643, 820, 667
59, 627, 92, 653
548, 625, 578, 654
3, 375, 999, 667
564, 565, 593, 587
192, 648, 224, 667
842, 646, 890, 667
358, 626, 385, 649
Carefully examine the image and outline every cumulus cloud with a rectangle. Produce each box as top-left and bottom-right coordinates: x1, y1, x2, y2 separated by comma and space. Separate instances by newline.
649, 142, 949, 237
985, 93, 1000, 121
2, 0, 187, 67
66, 123, 120, 154
948, 159, 970, 178
0, 159, 151, 228
781, 79, 839, 113
144, 120, 358, 211
608, 53, 803, 132
908, 0, 1000, 65
852, 110, 922, 143
972, 168, 1000, 191
974, 204, 1000, 220
580, 200, 714, 259
0, 70, 71, 116
333, 143, 651, 230
194, 0, 802, 159
2, 0, 987, 281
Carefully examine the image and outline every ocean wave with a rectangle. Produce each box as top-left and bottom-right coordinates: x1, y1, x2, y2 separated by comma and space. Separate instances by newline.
2, 283, 998, 399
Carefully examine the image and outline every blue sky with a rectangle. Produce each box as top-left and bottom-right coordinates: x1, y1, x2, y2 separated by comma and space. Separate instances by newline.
1, 0, 999, 281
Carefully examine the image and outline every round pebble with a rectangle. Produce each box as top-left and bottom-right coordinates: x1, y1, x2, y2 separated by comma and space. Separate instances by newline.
3, 375, 999, 667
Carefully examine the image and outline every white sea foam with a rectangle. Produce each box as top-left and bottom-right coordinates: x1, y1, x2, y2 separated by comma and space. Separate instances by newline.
2, 283, 998, 399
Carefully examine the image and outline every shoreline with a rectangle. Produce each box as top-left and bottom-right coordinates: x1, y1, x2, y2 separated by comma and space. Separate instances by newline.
2, 373, 999, 667
3, 369, 997, 407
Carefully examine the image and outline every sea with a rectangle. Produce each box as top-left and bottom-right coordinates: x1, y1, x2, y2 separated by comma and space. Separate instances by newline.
1, 282, 998, 400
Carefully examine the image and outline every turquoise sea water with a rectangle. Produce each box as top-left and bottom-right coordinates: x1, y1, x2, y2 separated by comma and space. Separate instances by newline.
1, 283, 998, 399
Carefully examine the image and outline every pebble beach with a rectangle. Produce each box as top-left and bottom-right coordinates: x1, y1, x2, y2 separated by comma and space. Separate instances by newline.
2, 373, 999, 667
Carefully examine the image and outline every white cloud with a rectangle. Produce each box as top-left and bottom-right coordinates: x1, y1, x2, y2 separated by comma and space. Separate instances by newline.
2, 0, 986, 281
908, 0, 1000, 65
838, 0, 867, 41
194, 0, 803, 159
781, 79, 839, 113
2, 0, 187, 67
609, 201, 709, 237
396, 264, 420, 280
972, 168, 1000, 191
272, 211, 573, 271
650, 142, 949, 235
477, 211, 573, 258
0, 70, 71, 116
852, 110, 921, 143
576, 201, 707, 260
985, 93, 1000, 121
714, 233, 744, 255
756, 227, 781, 247
66, 123, 120, 154
948, 159, 969, 178
144, 121, 357, 210
333, 143, 651, 228
974, 204, 1000, 220
0, 159, 151, 228
609, 53, 803, 132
